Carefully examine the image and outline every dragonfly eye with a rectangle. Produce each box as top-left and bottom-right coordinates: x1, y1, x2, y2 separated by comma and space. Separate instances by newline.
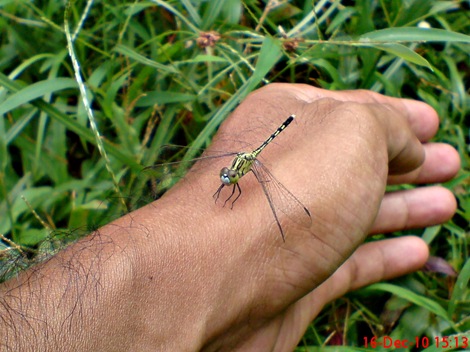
220, 167, 232, 185
219, 167, 239, 185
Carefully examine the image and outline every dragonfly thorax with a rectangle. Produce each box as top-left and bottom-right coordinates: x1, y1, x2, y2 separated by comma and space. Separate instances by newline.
220, 152, 256, 185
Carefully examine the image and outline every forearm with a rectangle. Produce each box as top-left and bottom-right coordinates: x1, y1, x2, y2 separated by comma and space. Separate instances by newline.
0, 199, 218, 351
1, 221, 138, 350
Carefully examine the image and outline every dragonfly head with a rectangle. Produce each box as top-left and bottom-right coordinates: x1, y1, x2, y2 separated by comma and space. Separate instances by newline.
220, 167, 239, 185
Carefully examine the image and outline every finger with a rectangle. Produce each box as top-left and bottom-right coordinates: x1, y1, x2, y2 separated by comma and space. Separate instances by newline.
370, 186, 456, 234
327, 236, 429, 293
278, 237, 429, 350
343, 93, 439, 142
388, 143, 460, 185
373, 103, 426, 175
287, 84, 439, 141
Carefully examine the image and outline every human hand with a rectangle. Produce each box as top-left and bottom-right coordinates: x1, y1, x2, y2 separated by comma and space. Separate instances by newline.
149, 84, 458, 350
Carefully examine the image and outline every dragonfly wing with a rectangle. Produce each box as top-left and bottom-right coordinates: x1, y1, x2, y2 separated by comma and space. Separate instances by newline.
252, 167, 286, 241
141, 145, 238, 196
251, 160, 312, 229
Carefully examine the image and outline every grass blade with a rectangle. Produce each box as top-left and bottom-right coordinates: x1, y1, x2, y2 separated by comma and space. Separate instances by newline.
364, 283, 451, 322
0, 78, 77, 116
359, 27, 470, 43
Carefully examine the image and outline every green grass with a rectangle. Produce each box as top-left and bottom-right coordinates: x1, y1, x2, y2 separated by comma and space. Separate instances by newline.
0, 0, 469, 349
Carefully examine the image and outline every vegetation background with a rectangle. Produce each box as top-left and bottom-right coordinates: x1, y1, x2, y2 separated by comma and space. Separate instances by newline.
0, 0, 468, 350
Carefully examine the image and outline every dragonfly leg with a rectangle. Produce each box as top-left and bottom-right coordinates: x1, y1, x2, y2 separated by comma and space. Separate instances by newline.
213, 184, 225, 203
229, 183, 242, 209
222, 183, 238, 208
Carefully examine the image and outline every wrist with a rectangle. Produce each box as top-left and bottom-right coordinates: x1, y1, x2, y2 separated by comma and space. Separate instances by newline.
129, 194, 256, 350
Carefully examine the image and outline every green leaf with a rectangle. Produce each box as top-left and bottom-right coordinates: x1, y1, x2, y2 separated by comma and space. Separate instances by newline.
68, 200, 108, 230
136, 91, 197, 106
0, 72, 141, 172
114, 45, 178, 73
201, 1, 224, 29
0, 78, 77, 116
0, 0, 24, 7
150, 0, 199, 33
359, 27, 470, 43
18, 228, 49, 246
364, 283, 450, 322
366, 43, 433, 69
421, 225, 441, 245
221, 0, 242, 24
326, 7, 357, 34
251, 36, 283, 83
448, 258, 470, 317
186, 55, 229, 63
180, 0, 202, 27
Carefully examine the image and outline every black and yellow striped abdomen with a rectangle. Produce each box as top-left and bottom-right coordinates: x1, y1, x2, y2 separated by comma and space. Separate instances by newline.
220, 115, 295, 185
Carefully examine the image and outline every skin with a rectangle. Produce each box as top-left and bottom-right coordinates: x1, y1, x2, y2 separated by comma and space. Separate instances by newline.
0, 84, 460, 351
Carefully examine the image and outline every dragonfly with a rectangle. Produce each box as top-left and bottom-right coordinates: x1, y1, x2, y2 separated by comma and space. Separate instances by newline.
144, 115, 311, 241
